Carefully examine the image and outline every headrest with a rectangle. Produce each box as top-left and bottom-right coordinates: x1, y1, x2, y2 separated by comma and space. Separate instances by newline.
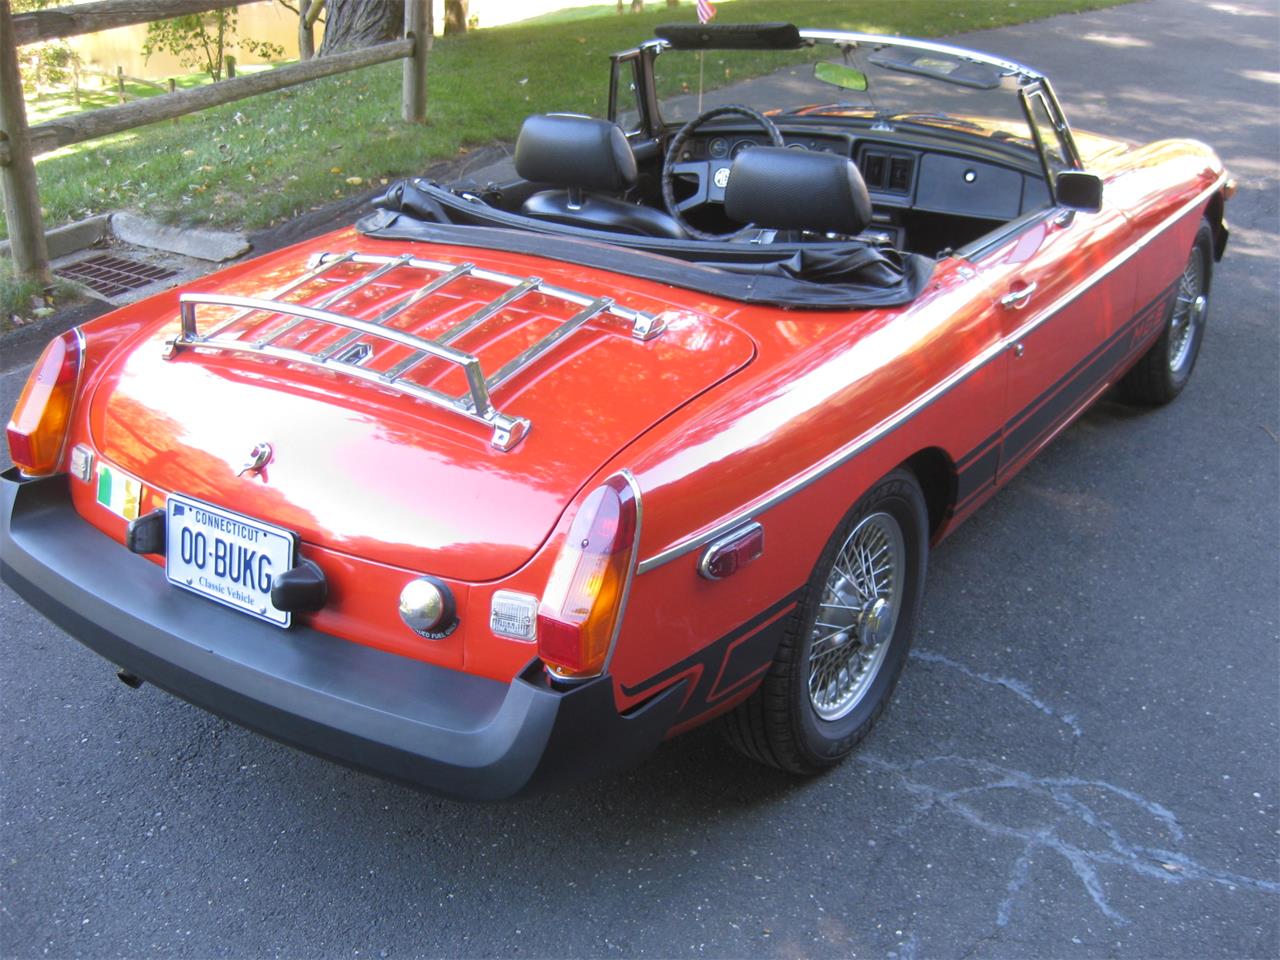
724, 147, 873, 236
514, 115, 638, 194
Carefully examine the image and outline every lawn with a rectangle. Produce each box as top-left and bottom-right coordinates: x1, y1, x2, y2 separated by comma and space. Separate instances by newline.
6, 0, 1130, 242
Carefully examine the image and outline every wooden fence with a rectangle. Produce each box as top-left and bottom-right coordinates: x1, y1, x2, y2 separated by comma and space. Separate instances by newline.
0, 0, 432, 283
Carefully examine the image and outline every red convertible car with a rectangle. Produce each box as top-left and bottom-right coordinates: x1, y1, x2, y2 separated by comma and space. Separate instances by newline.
2, 25, 1230, 799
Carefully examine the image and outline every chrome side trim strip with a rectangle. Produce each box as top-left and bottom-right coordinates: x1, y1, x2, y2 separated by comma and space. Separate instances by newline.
636, 176, 1225, 574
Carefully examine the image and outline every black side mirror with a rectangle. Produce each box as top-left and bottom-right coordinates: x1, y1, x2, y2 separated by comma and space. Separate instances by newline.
1056, 170, 1103, 213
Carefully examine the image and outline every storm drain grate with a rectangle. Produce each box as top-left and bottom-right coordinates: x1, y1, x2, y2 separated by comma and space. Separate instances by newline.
56, 254, 179, 298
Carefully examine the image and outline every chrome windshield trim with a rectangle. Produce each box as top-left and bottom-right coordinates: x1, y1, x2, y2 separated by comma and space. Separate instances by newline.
641, 30, 1043, 82
636, 175, 1226, 574
798, 31, 1042, 80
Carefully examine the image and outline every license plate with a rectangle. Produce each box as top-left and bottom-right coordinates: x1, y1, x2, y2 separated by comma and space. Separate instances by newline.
165, 494, 297, 627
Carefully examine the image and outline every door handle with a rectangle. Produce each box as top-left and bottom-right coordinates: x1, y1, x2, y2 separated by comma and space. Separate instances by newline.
1000, 282, 1037, 309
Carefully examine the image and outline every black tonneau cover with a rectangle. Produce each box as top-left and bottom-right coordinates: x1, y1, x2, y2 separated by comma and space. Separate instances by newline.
357, 180, 933, 310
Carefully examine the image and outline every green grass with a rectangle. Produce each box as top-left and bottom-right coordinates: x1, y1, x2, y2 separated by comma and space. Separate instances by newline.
7, 0, 1129, 241
0, 260, 78, 331
25, 65, 270, 128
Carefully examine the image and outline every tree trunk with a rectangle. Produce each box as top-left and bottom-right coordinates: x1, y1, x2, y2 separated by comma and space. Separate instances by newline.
443, 0, 466, 34
319, 0, 404, 56
298, 0, 315, 59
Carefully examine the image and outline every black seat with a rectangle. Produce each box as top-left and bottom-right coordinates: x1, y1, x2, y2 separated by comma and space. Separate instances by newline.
724, 146, 873, 237
515, 115, 685, 240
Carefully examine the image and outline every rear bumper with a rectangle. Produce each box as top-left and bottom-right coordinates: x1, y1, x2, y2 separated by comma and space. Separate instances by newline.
0, 470, 684, 801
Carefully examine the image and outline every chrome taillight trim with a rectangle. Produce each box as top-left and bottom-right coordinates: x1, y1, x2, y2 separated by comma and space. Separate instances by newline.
544, 468, 643, 681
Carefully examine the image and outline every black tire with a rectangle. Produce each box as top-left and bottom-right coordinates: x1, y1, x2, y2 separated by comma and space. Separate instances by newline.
720, 469, 929, 774
1118, 220, 1214, 405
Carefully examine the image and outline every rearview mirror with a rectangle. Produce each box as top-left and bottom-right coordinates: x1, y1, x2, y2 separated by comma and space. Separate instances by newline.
814, 61, 868, 93
1056, 171, 1103, 212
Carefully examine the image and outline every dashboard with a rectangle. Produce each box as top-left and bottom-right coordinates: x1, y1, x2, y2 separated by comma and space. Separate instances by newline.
676, 127, 1051, 226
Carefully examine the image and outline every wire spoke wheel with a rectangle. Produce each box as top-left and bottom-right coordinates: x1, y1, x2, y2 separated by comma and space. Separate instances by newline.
719, 469, 927, 774
1168, 247, 1207, 374
1118, 219, 1213, 406
807, 511, 905, 721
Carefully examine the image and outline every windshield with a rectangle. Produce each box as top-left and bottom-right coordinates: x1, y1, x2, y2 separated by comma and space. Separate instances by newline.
646, 37, 1039, 151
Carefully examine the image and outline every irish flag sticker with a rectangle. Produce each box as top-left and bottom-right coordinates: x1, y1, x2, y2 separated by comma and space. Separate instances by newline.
96, 462, 142, 521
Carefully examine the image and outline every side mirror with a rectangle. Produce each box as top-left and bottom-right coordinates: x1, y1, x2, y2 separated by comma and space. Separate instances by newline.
1055, 171, 1103, 213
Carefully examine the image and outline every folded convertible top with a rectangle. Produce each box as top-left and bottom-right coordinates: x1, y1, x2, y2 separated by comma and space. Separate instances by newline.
356, 180, 934, 310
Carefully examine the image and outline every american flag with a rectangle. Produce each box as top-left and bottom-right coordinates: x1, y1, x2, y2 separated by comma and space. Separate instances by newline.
696, 0, 716, 24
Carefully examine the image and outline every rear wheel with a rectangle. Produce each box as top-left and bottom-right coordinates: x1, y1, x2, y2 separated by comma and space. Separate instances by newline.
721, 469, 928, 773
1119, 220, 1213, 405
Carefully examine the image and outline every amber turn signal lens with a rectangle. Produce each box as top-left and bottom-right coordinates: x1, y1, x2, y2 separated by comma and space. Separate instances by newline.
6, 330, 82, 477
537, 475, 638, 680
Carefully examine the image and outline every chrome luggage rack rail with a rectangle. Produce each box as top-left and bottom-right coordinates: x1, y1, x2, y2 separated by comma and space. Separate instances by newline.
163, 251, 666, 451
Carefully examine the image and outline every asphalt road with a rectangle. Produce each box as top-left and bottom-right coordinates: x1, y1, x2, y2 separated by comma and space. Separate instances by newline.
2, 1, 1277, 957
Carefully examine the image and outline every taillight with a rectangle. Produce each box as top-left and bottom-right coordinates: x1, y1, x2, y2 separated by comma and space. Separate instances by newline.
537, 474, 639, 680
6, 330, 82, 476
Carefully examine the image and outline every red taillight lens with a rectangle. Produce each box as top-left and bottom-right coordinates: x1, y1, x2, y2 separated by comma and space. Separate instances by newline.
537, 475, 638, 680
6, 330, 82, 476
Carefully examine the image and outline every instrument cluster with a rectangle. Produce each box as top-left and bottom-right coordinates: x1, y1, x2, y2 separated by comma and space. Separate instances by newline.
678, 132, 852, 163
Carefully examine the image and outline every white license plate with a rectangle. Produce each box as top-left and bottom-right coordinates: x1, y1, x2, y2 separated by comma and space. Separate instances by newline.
165, 494, 297, 627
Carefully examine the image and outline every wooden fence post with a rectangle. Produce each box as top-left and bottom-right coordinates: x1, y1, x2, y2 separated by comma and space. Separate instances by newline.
115, 64, 125, 102
0, 0, 51, 284
402, 0, 429, 124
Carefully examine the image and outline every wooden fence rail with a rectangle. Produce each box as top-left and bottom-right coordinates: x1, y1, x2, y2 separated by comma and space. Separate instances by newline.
1, 0, 431, 284
77, 64, 171, 92
15, 0, 245, 48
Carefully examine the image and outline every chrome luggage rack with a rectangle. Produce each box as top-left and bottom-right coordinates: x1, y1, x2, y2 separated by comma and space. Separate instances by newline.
163, 252, 666, 451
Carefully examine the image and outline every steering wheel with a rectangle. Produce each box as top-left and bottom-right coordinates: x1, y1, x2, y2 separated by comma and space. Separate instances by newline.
661, 104, 785, 241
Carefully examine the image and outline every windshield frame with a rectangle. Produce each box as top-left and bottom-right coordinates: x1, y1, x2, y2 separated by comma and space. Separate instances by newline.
611, 28, 1083, 172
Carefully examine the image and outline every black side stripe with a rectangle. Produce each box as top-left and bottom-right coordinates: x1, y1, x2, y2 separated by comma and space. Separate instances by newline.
623, 282, 1177, 721
1002, 282, 1176, 467
621, 588, 803, 721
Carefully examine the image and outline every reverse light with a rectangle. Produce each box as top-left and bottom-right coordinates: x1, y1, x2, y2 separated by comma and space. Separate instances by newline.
491, 590, 538, 641
6, 330, 83, 476
537, 474, 640, 680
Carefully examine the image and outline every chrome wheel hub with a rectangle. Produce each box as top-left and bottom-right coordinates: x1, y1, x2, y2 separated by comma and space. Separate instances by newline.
1168, 252, 1206, 374
808, 511, 905, 722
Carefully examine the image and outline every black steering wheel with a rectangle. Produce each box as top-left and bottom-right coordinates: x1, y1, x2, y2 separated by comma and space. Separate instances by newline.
661, 104, 785, 241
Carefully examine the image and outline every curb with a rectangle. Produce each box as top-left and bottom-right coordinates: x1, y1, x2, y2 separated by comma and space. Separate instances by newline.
0, 215, 110, 262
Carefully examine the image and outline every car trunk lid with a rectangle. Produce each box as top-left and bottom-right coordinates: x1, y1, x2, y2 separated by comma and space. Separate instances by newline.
86, 242, 755, 581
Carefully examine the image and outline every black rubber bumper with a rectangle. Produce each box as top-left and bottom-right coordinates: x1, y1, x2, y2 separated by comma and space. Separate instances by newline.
0, 470, 685, 801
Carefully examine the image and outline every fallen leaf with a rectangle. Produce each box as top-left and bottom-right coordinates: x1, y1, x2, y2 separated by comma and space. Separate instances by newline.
345, 176, 363, 186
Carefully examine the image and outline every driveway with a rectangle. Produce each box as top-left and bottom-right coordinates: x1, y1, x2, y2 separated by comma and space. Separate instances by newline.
2, 0, 1277, 956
